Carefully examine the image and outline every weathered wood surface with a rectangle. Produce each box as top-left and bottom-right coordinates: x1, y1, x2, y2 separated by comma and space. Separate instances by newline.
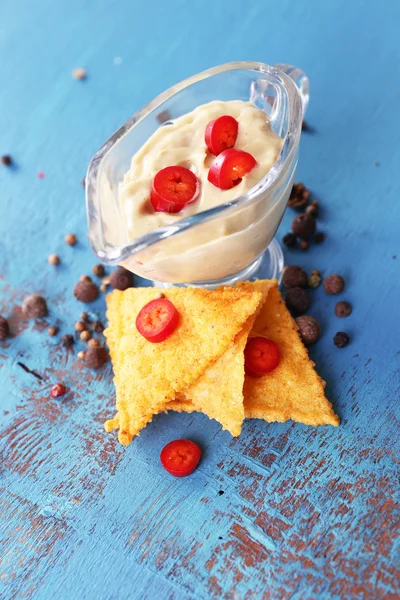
0, 0, 399, 598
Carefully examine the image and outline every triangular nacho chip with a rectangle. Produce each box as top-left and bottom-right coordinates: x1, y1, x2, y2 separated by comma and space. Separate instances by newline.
104, 286, 263, 444
244, 284, 339, 426
178, 280, 275, 436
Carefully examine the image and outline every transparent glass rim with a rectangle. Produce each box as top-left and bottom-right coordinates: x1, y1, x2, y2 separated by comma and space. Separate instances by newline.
86, 60, 303, 264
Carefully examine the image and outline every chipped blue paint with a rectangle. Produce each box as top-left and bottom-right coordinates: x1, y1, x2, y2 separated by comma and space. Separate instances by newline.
0, 0, 399, 598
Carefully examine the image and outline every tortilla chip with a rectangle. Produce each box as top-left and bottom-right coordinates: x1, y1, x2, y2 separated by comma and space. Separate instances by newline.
104, 286, 263, 444
178, 280, 275, 436
244, 284, 340, 426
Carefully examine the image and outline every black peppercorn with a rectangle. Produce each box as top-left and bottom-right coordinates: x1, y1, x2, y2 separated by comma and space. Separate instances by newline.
283, 233, 297, 248
334, 332, 350, 348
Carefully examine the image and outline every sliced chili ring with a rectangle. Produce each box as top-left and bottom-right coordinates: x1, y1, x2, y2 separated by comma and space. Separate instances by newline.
205, 115, 239, 155
208, 149, 257, 190
136, 298, 179, 343
150, 166, 199, 213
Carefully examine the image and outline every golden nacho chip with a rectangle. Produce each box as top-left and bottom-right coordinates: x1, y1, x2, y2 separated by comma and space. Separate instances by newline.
244, 284, 339, 426
104, 286, 263, 444
177, 279, 275, 436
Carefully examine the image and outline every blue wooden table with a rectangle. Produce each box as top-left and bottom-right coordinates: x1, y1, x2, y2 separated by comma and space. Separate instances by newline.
1, 1, 399, 598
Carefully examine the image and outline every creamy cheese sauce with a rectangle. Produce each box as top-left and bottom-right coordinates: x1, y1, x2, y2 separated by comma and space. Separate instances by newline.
120, 100, 283, 240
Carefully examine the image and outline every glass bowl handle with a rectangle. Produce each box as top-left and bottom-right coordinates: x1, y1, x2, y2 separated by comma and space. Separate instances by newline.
274, 64, 309, 116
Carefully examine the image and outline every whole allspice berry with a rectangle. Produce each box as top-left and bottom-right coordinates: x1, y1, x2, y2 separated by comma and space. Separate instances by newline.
73, 275, 99, 303
65, 233, 77, 246
77, 350, 86, 361
282, 265, 308, 289
0, 316, 10, 341
284, 287, 310, 315
48, 326, 58, 337
92, 264, 105, 277
308, 270, 322, 289
334, 332, 350, 348
22, 294, 48, 319
324, 274, 345, 295
109, 267, 134, 291
48, 254, 60, 266
335, 301, 352, 318
88, 338, 99, 348
291, 213, 316, 239
295, 315, 321, 345
85, 345, 108, 369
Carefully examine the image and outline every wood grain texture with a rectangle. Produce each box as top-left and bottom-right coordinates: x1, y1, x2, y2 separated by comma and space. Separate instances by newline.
0, 0, 399, 598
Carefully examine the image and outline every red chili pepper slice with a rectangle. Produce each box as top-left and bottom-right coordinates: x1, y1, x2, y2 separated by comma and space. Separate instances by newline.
208, 149, 257, 190
150, 166, 199, 213
244, 337, 280, 377
160, 439, 201, 477
136, 298, 179, 343
205, 115, 239, 155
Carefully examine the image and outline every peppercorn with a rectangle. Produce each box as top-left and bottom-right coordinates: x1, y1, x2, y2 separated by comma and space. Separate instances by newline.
1, 155, 12, 166
308, 270, 322, 289
335, 301, 352, 318
73, 276, 99, 303
88, 338, 99, 348
48, 254, 60, 266
61, 334, 74, 348
75, 320, 87, 332
80, 311, 89, 321
324, 274, 345, 295
50, 383, 67, 398
0, 316, 10, 341
109, 267, 134, 291
295, 315, 321, 345
292, 213, 316, 239
284, 287, 310, 315
283, 233, 297, 248
48, 326, 58, 337
85, 345, 108, 369
65, 233, 77, 246
288, 182, 311, 209
334, 332, 350, 348
92, 320, 104, 333
80, 330, 91, 342
282, 265, 308, 289
22, 294, 48, 319
314, 232, 325, 244
300, 240, 309, 251
92, 264, 105, 277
